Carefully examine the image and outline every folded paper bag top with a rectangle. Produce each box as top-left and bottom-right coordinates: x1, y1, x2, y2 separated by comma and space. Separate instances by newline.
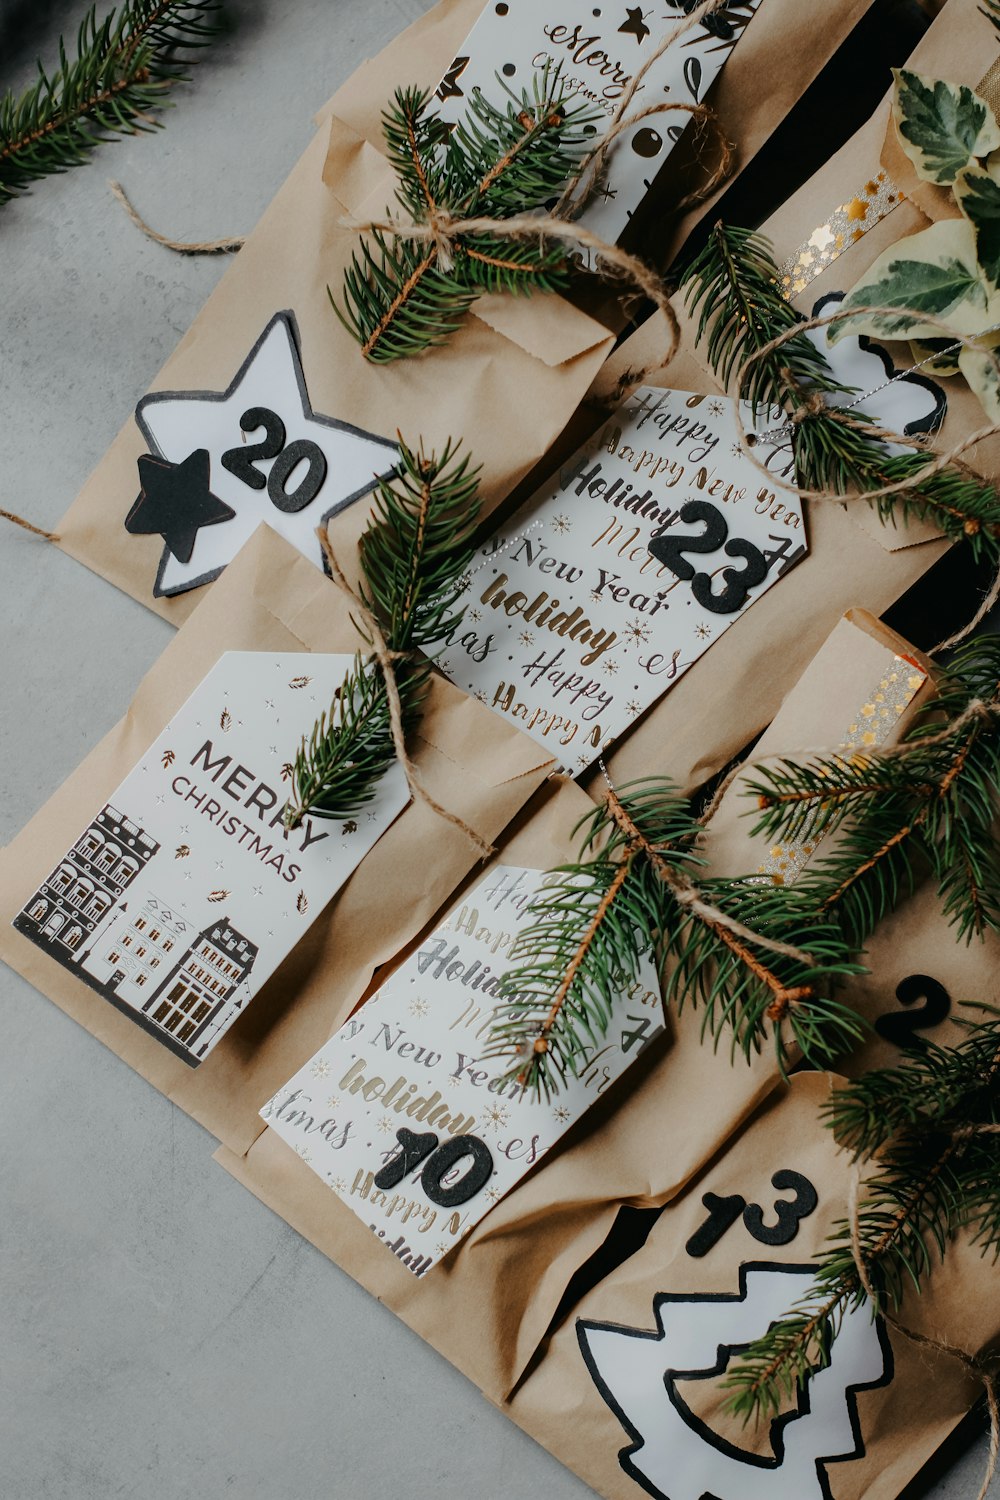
54, 109, 614, 623
0, 525, 557, 1157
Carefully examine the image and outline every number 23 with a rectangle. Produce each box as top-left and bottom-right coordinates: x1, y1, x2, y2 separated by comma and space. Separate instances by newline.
648, 499, 769, 615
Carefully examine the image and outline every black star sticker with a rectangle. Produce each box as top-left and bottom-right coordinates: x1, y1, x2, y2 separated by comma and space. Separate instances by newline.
126, 450, 235, 564
620, 6, 651, 42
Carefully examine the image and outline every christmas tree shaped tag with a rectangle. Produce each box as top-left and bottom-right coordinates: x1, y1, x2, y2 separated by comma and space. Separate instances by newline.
12, 653, 409, 1065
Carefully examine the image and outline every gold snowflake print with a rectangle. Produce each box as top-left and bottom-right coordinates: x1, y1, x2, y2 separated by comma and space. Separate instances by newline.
295, 1145, 312, 1163
707, 399, 725, 417
332, 1177, 347, 1193
626, 699, 642, 716
625, 618, 651, 646
436, 1241, 451, 1258
694, 623, 712, 641
519, 631, 535, 647
482, 1102, 510, 1133
326, 1095, 341, 1111
550, 515, 571, 534
553, 1105, 572, 1124
377, 1115, 396, 1134
310, 1059, 332, 1080
602, 658, 619, 676
470, 607, 482, 621
484, 1186, 503, 1205
409, 997, 430, 1018
590, 588, 603, 604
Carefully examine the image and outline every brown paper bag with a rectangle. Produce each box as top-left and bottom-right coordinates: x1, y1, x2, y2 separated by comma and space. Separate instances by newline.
505, 1071, 993, 1500
214, 768, 790, 1404
0, 525, 557, 1155
54, 103, 614, 623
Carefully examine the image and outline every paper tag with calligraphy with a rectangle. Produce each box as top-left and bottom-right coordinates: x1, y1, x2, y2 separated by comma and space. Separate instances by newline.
260, 865, 663, 1274
436, 388, 806, 773
435, 1, 762, 250
11, 653, 409, 1065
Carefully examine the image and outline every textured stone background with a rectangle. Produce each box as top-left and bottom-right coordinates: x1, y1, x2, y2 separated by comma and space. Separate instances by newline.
0, 2, 992, 1496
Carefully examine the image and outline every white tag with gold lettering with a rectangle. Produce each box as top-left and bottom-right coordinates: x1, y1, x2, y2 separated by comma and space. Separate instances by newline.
11, 653, 408, 1065
261, 865, 663, 1275
434, 2, 762, 249
436, 388, 806, 773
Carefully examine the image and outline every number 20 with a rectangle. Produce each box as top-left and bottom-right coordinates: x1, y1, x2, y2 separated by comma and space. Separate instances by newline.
221, 406, 327, 512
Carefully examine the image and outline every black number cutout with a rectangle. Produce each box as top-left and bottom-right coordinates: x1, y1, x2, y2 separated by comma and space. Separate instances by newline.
267, 437, 327, 513
691, 537, 769, 614
221, 407, 285, 490
620, 1014, 655, 1054
221, 407, 327, 513
685, 1169, 818, 1258
648, 499, 727, 581
742, 1169, 819, 1245
685, 1192, 746, 1258
374, 1129, 439, 1190
874, 975, 952, 1050
421, 1135, 494, 1208
648, 499, 768, 616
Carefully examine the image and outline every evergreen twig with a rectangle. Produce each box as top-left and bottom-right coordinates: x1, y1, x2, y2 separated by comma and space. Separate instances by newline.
334, 69, 599, 362
681, 223, 1000, 558
483, 779, 862, 1099
0, 0, 225, 206
283, 437, 480, 826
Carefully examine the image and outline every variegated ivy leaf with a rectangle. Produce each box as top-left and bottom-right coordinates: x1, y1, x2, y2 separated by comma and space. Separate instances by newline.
909, 338, 962, 376
958, 341, 1000, 422
830, 219, 996, 346
955, 164, 1000, 290
892, 69, 1000, 185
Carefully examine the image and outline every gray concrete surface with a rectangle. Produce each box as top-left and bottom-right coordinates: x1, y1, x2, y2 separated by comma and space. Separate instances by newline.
0, 2, 991, 1496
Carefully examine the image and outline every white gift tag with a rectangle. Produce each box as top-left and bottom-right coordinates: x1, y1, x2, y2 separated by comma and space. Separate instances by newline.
12, 653, 409, 1065
261, 864, 663, 1274
435, 1, 762, 249
436, 388, 806, 773
129, 312, 399, 596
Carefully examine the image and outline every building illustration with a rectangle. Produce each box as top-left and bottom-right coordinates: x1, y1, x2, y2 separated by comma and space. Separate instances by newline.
14, 807, 258, 1065
13, 805, 159, 959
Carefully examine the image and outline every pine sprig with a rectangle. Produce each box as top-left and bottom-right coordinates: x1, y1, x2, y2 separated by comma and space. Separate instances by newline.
0, 0, 225, 206
724, 1015, 1000, 1424
335, 69, 599, 362
681, 224, 1000, 556
484, 779, 861, 1099
284, 437, 480, 826
747, 636, 1000, 947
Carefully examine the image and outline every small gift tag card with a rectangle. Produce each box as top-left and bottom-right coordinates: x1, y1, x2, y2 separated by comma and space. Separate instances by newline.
435, 1, 761, 249
129, 312, 399, 597
261, 865, 663, 1274
436, 388, 806, 772
12, 654, 409, 1065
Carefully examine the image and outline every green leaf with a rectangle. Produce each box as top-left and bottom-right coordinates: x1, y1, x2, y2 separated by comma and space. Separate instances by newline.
956, 163, 1000, 290
959, 340, 1000, 422
908, 337, 962, 376
830, 219, 991, 344
892, 69, 1000, 185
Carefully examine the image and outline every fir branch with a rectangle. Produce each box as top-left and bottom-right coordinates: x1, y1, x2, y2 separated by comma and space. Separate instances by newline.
680, 224, 1000, 557
484, 779, 861, 1098
748, 636, 1000, 947
335, 68, 599, 362
724, 1016, 1000, 1425
0, 0, 225, 206
284, 437, 480, 826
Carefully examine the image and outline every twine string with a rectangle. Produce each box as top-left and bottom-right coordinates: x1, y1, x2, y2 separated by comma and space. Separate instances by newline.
0, 508, 59, 542
311, 524, 496, 861
108, 180, 247, 253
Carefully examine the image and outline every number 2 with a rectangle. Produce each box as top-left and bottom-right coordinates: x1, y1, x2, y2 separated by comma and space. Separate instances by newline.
874, 975, 951, 1049
648, 499, 768, 615
221, 406, 327, 513
685, 1168, 818, 1258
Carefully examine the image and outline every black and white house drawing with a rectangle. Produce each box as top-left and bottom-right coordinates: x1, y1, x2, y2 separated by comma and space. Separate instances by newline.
140, 916, 258, 1059
13, 805, 159, 958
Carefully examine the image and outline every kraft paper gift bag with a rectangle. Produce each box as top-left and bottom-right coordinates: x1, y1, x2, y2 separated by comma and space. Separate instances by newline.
506, 1071, 994, 1500
214, 769, 793, 1405
323, 0, 881, 277
0, 526, 556, 1156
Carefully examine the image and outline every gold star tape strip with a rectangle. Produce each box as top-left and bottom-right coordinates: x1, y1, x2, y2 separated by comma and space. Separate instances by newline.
753, 654, 927, 887
777, 171, 905, 301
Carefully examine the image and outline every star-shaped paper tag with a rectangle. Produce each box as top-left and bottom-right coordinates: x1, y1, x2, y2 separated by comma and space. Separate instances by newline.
435, 387, 807, 774
133, 312, 399, 597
